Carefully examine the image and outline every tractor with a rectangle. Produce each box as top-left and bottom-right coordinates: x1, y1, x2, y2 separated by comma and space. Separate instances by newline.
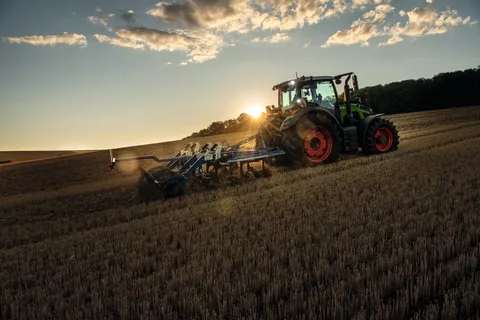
257, 72, 399, 167
109, 72, 399, 201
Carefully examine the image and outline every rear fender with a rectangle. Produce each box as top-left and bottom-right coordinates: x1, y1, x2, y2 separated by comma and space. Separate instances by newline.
357, 114, 385, 146
280, 107, 341, 132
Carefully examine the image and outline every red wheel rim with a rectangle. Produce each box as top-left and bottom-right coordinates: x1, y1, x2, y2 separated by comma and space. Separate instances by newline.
303, 126, 333, 163
375, 127, 394, 152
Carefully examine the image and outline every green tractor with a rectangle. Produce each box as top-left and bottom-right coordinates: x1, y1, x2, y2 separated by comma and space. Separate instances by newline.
258, 72, 399, 166
109, 72, 400, 202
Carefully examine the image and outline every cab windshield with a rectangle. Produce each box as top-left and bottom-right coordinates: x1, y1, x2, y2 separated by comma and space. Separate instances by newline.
279, 80, 337, 110
280, 85, 298, 110
300, 81, 336, 110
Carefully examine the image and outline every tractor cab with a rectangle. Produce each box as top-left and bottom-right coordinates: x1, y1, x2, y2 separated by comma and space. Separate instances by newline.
277, 76, 337, 112
272, 73, 372, 126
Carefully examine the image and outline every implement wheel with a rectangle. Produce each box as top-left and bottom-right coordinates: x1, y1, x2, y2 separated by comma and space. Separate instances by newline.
137, 166, 183, 203
363, 118, 399, 154
284, 113, 341, 167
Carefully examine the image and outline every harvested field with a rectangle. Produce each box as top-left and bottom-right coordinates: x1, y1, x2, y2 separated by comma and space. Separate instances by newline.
1, 106, 480, 319
0, 150, 93, 165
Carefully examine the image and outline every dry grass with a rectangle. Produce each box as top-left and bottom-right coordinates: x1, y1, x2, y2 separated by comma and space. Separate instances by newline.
0, 106, 480, 319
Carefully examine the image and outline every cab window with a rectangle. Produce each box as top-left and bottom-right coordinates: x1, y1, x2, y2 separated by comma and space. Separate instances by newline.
302, 81, 336, 109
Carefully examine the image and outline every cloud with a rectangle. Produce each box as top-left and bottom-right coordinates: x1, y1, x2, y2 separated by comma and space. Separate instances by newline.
323, 6, 473, 47
148, 0, 249, 30
87, 14, 114, 31
362, 4, 394, 24
323, 0, 348, 18
378, 35, 403, 46
147, 0, 354, 33
88, 9, 137, 30
93, 34, 144, 50
389, 8, 472, 38
252, 33, 291, 43
144, 0, 473, 61
322, 4, 393, 47
322, 20, 381, 47
352, 0, 391, 10
253, 0, 351, 30
119, 9, 136, 27
94, 27, 223, 63
5, 1, 471, 65
3, 32, 87, 47
257, 0, 329, 30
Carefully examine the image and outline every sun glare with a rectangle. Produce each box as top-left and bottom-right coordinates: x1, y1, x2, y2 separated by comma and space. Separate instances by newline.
245, 105, 264, 119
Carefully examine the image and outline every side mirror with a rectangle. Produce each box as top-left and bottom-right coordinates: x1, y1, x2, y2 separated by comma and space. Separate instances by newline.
352, 75, 359, 91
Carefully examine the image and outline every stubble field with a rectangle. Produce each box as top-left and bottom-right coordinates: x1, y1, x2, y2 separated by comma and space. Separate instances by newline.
1, 106, 480, 319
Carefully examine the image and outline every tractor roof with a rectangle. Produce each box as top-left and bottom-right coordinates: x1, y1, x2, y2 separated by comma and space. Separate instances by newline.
272, 76, 334, 91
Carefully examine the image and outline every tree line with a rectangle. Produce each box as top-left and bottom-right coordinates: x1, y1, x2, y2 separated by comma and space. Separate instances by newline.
356, 66, 480, 114
186, 66, 480, 138
186, 113, 258, 138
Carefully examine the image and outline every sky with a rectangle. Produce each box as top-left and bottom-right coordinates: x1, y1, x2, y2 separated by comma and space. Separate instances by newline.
0, 0, 479, 150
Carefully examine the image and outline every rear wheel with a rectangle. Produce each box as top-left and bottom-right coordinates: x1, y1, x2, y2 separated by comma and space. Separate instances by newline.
283, 113, 341, 167
363, 118, 399, 154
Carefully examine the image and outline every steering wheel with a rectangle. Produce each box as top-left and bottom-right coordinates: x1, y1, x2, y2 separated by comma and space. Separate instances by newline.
321, 96, 335, 108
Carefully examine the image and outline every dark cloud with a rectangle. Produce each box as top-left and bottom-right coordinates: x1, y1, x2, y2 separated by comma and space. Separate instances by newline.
159, 2, 200, 28
148, 0, 242, 29
119, 9, 136, 27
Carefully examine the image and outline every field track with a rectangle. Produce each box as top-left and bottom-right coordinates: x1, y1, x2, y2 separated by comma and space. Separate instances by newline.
1, 106, 480, 319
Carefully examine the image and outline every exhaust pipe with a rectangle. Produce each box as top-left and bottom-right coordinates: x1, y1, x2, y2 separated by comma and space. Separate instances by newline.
344, 74, 353, 126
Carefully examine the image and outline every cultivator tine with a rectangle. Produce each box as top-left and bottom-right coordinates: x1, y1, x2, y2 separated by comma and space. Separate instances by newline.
139, 166, 162, 186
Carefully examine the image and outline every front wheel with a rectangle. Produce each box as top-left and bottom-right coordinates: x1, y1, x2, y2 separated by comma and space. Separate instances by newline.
363, 118, 399, 154
283, 113, 341, 167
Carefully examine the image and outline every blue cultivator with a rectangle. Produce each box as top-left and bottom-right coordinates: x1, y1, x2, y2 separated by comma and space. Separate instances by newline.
110, 135, 286, 202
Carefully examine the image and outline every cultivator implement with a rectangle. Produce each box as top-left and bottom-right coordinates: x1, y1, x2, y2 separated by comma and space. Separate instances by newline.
110, 136, 286, 202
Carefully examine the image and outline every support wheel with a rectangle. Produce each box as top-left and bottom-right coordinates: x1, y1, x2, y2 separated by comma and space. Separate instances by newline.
283, 113, 341, 167
363, 118, 399, 154
137, 166, 181, 203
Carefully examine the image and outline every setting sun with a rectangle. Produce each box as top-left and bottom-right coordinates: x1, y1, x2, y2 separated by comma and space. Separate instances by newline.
245, 105, 264, 119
